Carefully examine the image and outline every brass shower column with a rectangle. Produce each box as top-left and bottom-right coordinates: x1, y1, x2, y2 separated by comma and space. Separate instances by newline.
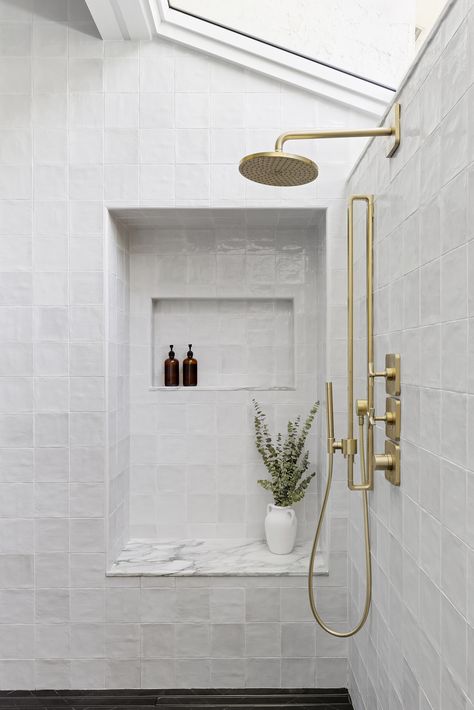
342, 194, 401, 490
238, 101, 404, 637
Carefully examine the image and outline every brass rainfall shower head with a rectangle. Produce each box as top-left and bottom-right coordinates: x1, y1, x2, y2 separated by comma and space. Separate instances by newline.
239, 150, 318, 187
239, 104, 401, 187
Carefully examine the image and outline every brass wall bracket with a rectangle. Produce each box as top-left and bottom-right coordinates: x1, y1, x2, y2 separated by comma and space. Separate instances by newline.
342, 438, 358, 456
386, 103, 401, 157
373, 440, 400, 486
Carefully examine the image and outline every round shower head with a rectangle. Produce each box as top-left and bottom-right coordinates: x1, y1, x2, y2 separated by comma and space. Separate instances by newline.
239, 150, 318, 187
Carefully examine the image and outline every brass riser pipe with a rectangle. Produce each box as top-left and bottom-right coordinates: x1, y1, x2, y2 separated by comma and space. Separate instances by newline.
347, 195, 374, 491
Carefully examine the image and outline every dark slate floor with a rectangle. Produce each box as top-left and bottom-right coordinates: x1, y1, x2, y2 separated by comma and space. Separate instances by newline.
0, 690, 353, 710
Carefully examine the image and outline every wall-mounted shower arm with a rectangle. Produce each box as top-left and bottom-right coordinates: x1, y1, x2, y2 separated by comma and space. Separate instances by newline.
274, 103, 401, 158
275, 126, 392, 149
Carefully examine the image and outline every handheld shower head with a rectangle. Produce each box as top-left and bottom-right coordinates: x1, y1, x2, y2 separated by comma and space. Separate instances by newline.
239, 150, 318, 187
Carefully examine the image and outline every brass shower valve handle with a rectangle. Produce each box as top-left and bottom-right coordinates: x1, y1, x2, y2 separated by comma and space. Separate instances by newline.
374, 412, 396, 423
373, 441, 400, 486
369, 354, 401, 396
370, 367, 396, 380
374, 453, 393, 470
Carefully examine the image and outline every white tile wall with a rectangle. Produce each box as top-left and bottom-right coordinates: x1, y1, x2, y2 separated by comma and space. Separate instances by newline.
347, 1, 474, 708
0, 0, 380, 689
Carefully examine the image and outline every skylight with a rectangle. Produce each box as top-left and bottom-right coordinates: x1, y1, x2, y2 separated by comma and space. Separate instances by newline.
168, 0, 414, 89
85, 0, 451, 119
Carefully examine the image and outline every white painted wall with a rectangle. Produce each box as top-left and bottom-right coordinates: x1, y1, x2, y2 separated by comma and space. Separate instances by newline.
346, 1, 474, 707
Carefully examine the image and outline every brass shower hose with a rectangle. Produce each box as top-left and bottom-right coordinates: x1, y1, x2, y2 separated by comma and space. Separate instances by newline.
307, 416, 372, 637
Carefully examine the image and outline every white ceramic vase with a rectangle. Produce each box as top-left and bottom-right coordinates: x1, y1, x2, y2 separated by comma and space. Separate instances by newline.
264, 504, 297, 554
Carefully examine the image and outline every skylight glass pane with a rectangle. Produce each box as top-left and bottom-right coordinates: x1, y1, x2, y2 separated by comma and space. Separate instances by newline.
169, 0, 450, 88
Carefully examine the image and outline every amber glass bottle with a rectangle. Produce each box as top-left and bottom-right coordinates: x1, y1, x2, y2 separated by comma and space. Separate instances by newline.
164, 345, 179, 386
183, 344, 198, 386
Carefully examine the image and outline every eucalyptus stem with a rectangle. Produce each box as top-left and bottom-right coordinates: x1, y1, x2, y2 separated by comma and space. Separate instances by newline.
253, 399, 319, 507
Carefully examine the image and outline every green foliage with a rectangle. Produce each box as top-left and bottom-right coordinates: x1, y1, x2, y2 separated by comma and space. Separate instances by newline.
253, 399, 319, 507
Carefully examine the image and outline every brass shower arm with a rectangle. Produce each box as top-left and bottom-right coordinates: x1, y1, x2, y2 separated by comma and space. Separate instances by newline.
275, 126, 392, 150
274, 103, 401, 157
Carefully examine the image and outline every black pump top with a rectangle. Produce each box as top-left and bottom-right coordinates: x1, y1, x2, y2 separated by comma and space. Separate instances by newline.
187, 344, 193, 358
169, 345, 175, 359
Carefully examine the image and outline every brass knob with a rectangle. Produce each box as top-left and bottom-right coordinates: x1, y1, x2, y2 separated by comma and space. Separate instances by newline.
373, 453, 393, 471
374, 440, 400, 486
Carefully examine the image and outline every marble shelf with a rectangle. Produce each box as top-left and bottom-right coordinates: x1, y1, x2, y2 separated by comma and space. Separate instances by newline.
108, 538, 328, 577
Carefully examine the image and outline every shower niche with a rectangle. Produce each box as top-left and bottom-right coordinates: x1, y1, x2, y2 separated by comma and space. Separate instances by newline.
106, 207, 327, 576
152, 297, 295, 390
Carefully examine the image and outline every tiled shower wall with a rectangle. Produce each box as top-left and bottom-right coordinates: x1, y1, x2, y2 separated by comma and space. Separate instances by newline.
0, 0, 376, 688
127, 217, 325, 542
346, 1, 474, 708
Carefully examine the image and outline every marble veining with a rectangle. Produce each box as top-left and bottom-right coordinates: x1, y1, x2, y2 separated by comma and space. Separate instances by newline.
108, 538, 327, 576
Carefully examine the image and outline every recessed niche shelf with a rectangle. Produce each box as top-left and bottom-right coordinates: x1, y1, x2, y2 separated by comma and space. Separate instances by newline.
152, 297, 295, 390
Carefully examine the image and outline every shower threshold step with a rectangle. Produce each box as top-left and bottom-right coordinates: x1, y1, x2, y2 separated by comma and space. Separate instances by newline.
0, 690, 353, 710
154, 689, 353, 708
108, 538, 328, 577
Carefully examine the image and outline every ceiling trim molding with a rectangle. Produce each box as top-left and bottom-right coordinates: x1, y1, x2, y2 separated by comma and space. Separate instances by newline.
86, 0, 394, 117
117, 0, 153, 40
85, 0, 153, 40
85, 0, 124, 40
